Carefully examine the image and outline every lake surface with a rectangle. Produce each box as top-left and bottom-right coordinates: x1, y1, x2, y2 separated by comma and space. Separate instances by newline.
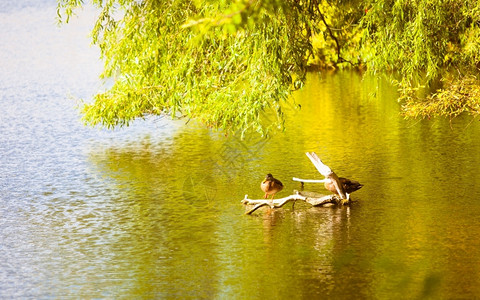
1, 1, 480, 299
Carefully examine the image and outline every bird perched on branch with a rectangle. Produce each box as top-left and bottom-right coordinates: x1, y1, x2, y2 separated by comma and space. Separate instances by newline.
324, 177, 363, 200
305, 152, 363, 201
261, 173, 284, 200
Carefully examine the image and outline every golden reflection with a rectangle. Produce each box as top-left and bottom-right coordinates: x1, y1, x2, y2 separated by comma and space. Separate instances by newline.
82, 71, 480, 298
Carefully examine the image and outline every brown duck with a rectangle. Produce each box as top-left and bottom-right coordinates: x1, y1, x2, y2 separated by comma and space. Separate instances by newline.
324, 177, 363, 199
261, 173, 284, 200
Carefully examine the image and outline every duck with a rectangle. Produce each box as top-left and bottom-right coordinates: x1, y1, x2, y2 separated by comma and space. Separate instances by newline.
324, 177, 363, 200
261, 173, 284, 200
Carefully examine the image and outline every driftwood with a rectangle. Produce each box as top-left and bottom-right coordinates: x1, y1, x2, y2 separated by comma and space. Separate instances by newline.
241, 190, 341, 215
292, 177, 327, 183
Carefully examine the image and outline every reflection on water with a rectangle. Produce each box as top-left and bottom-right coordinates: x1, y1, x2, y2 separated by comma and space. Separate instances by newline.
2, 1, 480, 299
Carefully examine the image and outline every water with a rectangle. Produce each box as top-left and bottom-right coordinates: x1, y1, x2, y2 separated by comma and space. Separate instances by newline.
1, 2, 480, 299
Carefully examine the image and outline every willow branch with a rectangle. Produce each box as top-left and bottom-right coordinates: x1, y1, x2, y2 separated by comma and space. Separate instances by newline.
316, 6, 341, 60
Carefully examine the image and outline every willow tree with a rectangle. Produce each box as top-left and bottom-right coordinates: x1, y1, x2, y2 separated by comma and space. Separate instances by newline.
58, 0, 480, 135
361, 0, 480, 119
57, 0, 325, 136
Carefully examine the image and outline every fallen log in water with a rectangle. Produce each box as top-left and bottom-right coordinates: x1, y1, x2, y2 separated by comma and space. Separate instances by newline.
241, 190, 342, 215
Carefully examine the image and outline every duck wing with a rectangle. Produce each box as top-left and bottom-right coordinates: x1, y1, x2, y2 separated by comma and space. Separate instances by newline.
340, 177, 363, 193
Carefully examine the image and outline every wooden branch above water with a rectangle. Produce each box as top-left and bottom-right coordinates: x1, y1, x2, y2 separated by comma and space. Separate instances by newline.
241, 190, 342, 215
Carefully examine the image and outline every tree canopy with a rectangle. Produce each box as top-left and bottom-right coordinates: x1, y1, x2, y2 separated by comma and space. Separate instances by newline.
57, 0, 480, 136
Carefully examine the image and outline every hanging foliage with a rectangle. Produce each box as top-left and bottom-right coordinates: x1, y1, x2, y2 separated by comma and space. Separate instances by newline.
57, 0, 480, 135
